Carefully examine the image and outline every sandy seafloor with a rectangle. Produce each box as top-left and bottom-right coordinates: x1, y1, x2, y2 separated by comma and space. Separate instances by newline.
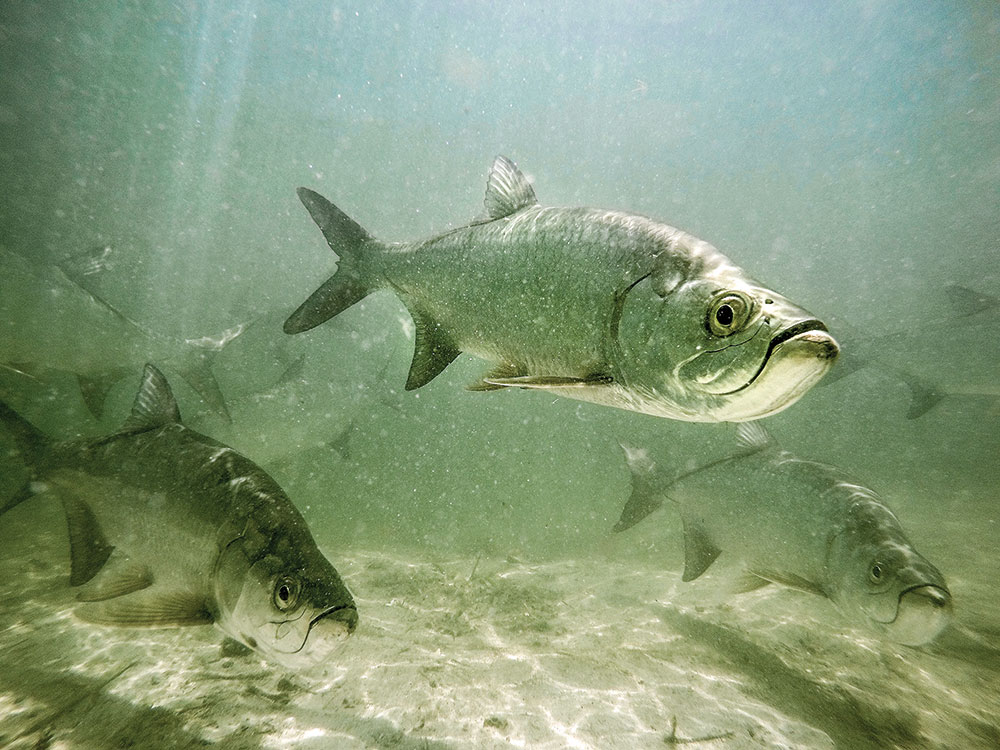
1, 497, 999, 750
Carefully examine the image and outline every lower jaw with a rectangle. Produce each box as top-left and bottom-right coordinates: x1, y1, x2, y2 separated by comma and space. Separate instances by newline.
882, 589, 952, 646
703, 353, 836, 420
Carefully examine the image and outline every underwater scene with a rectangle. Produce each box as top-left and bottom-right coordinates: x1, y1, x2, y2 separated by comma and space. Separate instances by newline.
1, 1, 998, 748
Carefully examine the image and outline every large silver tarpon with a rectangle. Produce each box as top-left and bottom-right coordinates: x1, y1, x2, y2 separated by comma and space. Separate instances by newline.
615, 423, 952, 645
0, 365, 357, 670
284, 156, 838, 422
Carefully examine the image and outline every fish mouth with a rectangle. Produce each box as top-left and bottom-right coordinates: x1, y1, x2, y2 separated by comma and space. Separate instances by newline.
305, 603, 359, 645
767, 319, 836, 358
884, 584, 952, 646
716, 319, 838, 397
277, 603, 358, 657
258, 603, 357, 669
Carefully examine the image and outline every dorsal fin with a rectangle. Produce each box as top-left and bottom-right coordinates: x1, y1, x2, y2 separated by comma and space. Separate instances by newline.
735, 421, 774, 451
121, 364, 181, 432
484, 156, 538, 219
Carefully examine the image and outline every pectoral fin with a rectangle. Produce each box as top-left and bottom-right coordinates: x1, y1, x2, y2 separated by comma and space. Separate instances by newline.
680, 518, 721, 582
467, 362, 525, 392
76, 586, 212, 627
749, 568, 829, 598
480, 373, 614, 389
730, 571, 772, 594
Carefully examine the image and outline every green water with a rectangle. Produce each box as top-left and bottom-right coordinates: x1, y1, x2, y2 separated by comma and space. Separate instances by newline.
1, 2, 998, 748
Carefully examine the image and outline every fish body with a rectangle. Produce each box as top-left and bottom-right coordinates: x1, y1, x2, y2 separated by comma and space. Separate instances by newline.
616, 423, 951, 645
0, 365, 357, 669
0, 248, 237, 420
285, 156, 838, 422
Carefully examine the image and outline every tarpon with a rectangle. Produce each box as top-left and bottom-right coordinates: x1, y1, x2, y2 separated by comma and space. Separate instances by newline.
0, 247, 237, 420
0, 364, 357, 669
822, 284, 1000, 419
284, 156, 839, 422
615, 423, 952, 645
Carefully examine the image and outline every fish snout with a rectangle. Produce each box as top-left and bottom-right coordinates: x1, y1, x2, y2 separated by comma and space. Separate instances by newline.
769, 319, 839, 363
889, 585, 952, 646
757, 287, 838, 364
791, 328, 839, 361
312, 604, 359, 641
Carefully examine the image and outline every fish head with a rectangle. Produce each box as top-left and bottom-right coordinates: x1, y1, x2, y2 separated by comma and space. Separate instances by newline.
213, 526, 358, 670
618, 241, 838, 421
831, 496, 952, 646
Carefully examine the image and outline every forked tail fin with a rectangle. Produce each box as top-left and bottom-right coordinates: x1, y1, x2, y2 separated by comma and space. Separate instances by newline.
284, 188, 381, 334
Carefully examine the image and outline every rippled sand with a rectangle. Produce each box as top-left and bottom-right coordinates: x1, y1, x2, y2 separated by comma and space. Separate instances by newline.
1, 502, 998, 749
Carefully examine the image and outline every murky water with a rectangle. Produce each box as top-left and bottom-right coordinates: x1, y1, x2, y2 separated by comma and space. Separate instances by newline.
2, 2, 998, 748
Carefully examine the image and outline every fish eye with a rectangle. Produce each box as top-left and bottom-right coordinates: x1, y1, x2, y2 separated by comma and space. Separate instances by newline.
869, 563, 884, 584
707, 292, 753, 337
273, 576, 301, 611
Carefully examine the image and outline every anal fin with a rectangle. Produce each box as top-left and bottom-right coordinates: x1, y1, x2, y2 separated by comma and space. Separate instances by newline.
405, 309, 460, 390
76, 585, 212, 627
681, 518, 721, 582
613, 445, 665, 532
61, 496, 114, 586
